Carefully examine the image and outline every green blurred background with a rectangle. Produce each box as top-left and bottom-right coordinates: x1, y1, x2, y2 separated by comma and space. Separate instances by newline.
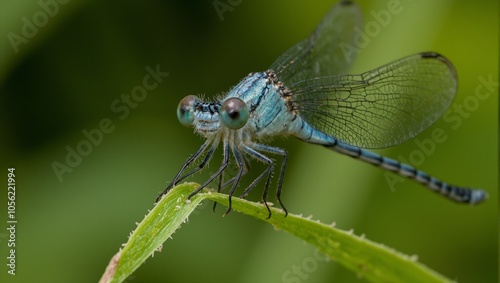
0, 0, 497, 282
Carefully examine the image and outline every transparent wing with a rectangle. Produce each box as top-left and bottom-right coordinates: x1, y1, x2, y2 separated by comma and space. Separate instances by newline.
269, 1, 363, 82
290, 53, 458, 149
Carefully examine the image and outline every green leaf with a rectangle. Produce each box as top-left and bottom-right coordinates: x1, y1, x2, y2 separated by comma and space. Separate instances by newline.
99, 183, 453, 283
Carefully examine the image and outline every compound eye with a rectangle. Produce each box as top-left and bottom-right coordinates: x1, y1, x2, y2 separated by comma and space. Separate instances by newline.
220, 98, 249, 130
177, 95, 197, 127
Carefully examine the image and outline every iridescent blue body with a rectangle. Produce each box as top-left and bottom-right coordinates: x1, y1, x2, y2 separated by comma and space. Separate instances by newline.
195, 71, 335, 144
157, 0, 487, 217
